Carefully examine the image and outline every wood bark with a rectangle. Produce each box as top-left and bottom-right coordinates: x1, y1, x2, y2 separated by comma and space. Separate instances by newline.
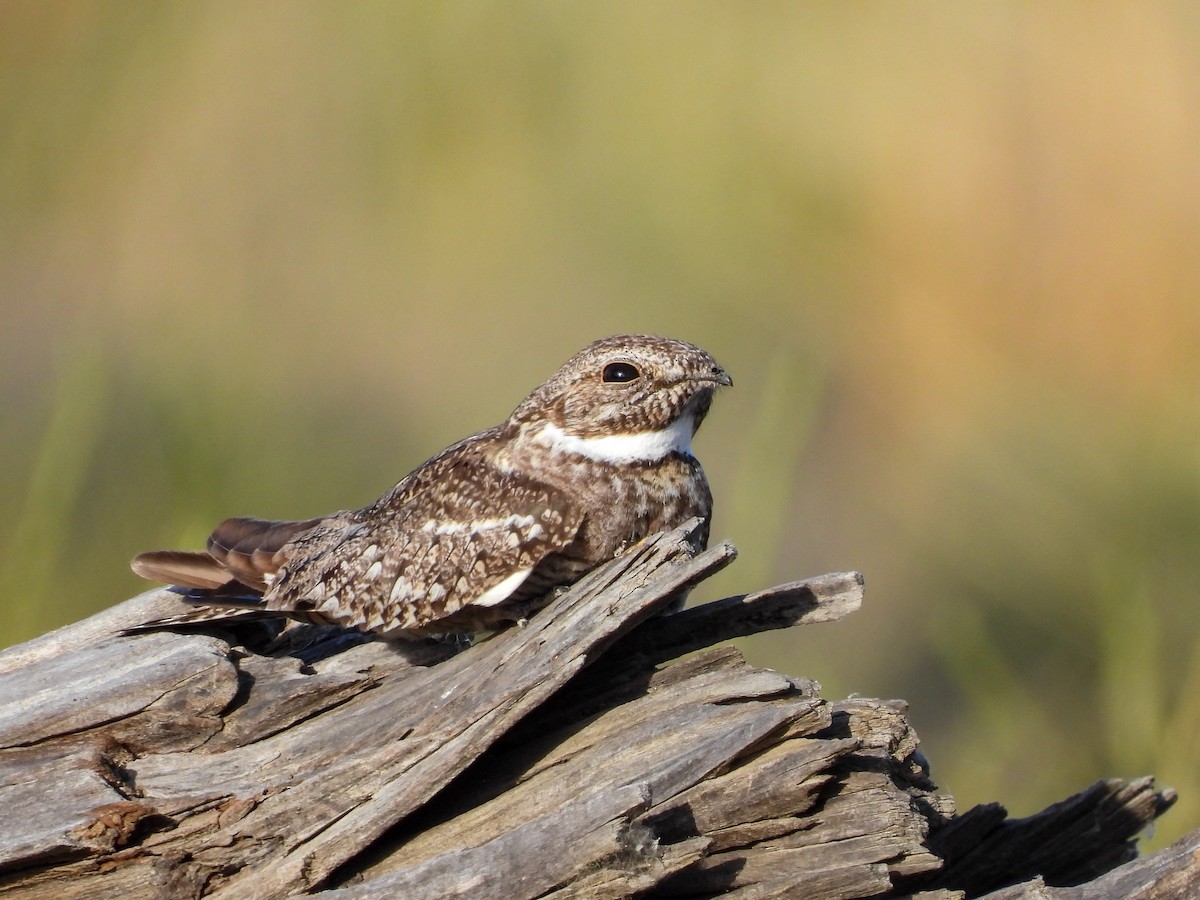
0, 521, 1188, 898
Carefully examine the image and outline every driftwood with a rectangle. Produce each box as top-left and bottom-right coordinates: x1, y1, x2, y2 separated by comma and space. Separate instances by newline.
0, 520, 1189, 898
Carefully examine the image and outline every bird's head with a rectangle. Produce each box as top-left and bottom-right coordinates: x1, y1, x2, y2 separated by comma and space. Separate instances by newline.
510, 334, 731, 464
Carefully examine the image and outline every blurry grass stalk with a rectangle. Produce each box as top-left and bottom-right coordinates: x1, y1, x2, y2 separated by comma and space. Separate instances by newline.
1160, 607, 1200, 849
1095, 561, 1162, 779
0, 342, 108, 639
722, 346, 821, 592
1094, 561, 1200, 852
929, 602, 1042, 786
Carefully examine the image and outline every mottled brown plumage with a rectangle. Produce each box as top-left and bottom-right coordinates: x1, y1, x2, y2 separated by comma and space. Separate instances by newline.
130, 334, 730, 639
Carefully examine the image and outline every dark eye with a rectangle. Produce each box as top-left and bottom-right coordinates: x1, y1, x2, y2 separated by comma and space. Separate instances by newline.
602, 362, 641, 383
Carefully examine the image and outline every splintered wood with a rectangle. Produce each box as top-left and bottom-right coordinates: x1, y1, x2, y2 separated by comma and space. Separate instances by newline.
0, 521, 1184, 898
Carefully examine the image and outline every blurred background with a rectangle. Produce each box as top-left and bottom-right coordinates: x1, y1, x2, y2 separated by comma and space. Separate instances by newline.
2, 2, 1197, 849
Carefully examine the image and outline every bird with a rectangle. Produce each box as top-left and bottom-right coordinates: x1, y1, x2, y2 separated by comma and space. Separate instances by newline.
129, 334, 731, 641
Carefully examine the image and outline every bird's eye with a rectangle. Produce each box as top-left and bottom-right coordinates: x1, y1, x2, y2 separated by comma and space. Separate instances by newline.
602, 362, 641, 384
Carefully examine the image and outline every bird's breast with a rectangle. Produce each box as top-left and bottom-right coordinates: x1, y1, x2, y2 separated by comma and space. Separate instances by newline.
525, 448, 712, 565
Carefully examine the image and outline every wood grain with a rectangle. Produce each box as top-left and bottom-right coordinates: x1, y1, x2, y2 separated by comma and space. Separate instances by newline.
0, 520, 1187, 898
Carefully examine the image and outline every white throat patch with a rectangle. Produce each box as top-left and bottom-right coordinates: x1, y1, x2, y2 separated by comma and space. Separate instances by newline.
538, 414, 695, 464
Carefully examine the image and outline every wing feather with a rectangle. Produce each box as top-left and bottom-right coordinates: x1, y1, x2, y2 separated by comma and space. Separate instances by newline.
207, 516, 324, 591
130, 434, 585, 639
262, 452, 583, 636
130, 550, 237, 591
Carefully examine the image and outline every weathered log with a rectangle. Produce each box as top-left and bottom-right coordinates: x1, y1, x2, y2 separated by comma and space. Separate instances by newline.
0, 521, 1187, 898
975, 826, 1200, 899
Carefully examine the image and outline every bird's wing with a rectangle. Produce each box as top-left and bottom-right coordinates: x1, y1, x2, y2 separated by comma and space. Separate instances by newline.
131, 516, 325, 593
262, 457, 584, 636
205, 516, 325, 590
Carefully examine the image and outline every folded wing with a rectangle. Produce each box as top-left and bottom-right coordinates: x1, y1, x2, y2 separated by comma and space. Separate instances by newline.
263, 480, 583, 637
131, 516, 324, 593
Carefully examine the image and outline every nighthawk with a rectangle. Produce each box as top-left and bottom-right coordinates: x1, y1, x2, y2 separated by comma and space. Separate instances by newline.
130, 334, 731, 640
